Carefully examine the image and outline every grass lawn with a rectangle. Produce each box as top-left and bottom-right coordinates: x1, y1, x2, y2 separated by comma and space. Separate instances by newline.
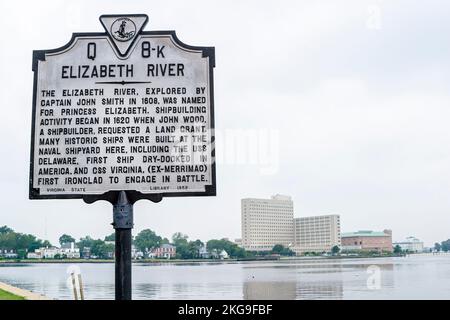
0, 288, 25, 300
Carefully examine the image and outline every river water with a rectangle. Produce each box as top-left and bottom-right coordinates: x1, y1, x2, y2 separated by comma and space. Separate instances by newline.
0, 254, 449, 300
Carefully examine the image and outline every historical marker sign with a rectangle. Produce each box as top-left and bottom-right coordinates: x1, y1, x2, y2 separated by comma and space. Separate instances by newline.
30, 14, 216, 202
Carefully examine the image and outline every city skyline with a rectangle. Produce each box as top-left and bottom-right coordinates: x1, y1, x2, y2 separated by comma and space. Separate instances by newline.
0, 193, 428, 249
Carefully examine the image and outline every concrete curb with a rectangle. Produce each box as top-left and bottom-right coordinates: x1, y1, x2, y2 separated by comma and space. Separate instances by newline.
0, 281, 53, 300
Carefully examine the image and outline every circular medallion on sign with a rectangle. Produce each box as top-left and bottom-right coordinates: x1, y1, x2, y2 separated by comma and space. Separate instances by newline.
111, 18, 136, 42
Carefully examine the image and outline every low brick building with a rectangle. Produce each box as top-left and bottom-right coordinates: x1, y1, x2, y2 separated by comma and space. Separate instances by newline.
341, 230, 392, 253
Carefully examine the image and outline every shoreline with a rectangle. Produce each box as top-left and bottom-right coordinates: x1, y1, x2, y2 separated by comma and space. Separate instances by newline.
0, 288, 24, 300
0, 281, 51, 300
0, 258, 235, 264
0, 254, 416, 265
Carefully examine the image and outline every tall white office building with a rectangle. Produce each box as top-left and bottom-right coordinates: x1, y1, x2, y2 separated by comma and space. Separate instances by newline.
241, 195, 294, 251
293, 214, 341, 254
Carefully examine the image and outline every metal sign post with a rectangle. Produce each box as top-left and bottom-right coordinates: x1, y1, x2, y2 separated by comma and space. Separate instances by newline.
113, 191, 133, 300
29, 14, 216, 300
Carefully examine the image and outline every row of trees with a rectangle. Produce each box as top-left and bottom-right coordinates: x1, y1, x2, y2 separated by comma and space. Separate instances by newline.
62, 230, 251, 259
0, 226, 51, 258
133, 230, 249, 259
1, 225, 298, 260
434, 239, 450, 252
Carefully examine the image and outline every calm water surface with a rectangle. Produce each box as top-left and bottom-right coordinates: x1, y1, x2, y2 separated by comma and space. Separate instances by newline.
1, 254, 449, 300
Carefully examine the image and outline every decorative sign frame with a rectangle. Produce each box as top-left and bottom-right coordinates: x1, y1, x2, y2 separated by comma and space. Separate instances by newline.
30, 14, 216, 204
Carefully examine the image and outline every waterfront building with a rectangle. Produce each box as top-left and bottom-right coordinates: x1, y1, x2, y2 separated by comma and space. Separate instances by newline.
27, 247, 56, 259
81, 247, 91, 259
0, 249, 18, 259
220, 250, 229, 259
393, 236, 424, 253
151, 244, 176, 258
27, 243, 80, 259
341, 230, 393, 253
241, 195, 294, 251
27, 252, 42, 259
60, 242, 80, 259
199, 245, 210, 258
131, 245, 144, 260
292, 214, 341, 254
42, 247, 59, 259
210, 249, 229, 259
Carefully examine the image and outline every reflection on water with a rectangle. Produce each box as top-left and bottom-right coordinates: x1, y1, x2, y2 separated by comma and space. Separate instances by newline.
297, 281, 344, 299
242, 260, 346, 299
1, 255, 449, 300
243, 280, 343, 300
244, 281, 297, 300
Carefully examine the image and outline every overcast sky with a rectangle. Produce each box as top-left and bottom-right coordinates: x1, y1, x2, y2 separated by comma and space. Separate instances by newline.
1, 0, 450, 247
